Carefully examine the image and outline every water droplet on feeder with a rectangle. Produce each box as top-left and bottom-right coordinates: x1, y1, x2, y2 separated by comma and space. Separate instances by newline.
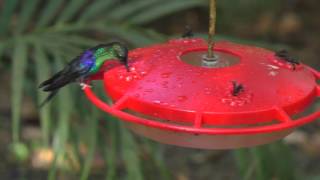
130, 67, 136, 71
162, 102, 169, 106
204, 87, 213, 95
230, 101, 237, 107
133, 75, 139, 79
169, 104, 176, 108
125, 76, 132, 82
153, 100, 161, 104
140, 71, 147, 76
187, 69, 193, 73
285, 64, 292, 69
161, 72, 172, 78
238, 101, 245, 106
269, 71, 278, 76
177, 96, 188, 102
169, 49, 177, 54
221, 98, 228, 103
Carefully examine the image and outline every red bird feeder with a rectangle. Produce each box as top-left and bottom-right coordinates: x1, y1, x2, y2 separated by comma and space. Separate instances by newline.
84, 38, 320, 149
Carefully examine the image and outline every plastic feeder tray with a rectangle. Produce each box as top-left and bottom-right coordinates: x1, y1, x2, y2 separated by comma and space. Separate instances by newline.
84, 38, 320, 149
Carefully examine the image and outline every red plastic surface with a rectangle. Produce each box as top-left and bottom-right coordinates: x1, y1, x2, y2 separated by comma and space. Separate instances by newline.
85, 38, 320, 135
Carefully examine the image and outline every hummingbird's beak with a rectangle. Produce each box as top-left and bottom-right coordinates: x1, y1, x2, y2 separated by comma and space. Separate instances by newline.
125, 64, 130, 72
117, 45, 130, 72
123, 56, 130, 72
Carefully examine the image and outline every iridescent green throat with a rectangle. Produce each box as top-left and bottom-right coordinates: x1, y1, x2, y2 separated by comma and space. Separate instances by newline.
89, 48, 117, 74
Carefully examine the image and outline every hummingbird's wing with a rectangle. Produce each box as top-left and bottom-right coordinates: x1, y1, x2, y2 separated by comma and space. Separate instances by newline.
38, 90, 58, 108
40, 57, 93, 92
38, 57, 93, 107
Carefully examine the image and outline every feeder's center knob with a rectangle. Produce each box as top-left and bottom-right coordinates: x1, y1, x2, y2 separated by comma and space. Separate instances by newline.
180, 50, 240, 68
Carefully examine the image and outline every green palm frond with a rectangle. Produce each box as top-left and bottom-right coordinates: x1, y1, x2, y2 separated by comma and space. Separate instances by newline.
11, 40, 28, 143
0, 0, 19, 36
15, 0, 40, 34
120, 124, 143, 180
36, 0, 65, 28
34, 44, 52, 146
128, 0, 206, 24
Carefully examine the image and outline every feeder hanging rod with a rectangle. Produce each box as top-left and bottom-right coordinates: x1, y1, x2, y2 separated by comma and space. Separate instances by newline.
207, 0, 217, 58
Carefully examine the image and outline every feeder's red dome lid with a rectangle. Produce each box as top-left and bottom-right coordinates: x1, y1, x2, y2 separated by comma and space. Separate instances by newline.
87, 38, 319, 135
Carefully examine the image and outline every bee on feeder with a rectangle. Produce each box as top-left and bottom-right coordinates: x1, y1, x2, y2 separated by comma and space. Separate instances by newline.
181, 25, 194, 38
231, 81, 244, 96
275, 50, 300, 70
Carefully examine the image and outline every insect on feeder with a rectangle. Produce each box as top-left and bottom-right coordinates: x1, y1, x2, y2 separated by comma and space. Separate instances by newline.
83, 0, 320, 149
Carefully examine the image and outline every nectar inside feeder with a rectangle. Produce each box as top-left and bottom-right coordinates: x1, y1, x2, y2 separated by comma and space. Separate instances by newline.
84, 38, 320, 149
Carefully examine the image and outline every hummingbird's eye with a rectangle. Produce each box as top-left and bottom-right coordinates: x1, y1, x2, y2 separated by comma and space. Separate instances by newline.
116, 52, 124, 59
114, 49, 124, 58
111, 43, 128, 61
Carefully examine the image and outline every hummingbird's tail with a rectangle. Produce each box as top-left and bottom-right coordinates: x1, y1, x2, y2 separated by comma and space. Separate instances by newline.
39, 90, 58, 108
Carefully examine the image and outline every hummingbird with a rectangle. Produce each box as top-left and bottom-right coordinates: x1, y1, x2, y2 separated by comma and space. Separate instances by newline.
38, 42, 129, 107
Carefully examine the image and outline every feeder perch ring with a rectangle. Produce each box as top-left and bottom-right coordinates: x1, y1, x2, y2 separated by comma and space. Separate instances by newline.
84, 38, 320, 149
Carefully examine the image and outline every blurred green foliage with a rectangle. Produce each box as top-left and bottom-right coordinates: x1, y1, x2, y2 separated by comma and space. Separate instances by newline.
0, 0, 317, 180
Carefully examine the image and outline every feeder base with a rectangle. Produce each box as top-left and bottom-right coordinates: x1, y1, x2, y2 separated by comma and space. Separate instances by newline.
126, 123, 293, 149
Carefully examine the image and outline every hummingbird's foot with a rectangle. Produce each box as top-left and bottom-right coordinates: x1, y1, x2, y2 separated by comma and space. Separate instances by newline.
80, 83, 92, 90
